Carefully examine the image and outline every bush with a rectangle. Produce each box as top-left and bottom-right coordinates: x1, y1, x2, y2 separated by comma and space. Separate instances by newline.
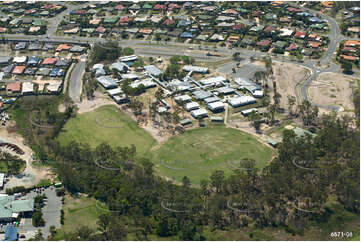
32, 210, 45, 227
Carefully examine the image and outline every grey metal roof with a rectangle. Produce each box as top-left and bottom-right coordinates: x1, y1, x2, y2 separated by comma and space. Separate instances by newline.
204, 96, 220, 104
144, 65, 162, 77
192, 90, 213, 100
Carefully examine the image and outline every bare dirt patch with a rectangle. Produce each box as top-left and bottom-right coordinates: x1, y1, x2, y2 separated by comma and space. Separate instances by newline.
308, 72, 357, 114
0, 122, 54, 189
272, 61, 310, 109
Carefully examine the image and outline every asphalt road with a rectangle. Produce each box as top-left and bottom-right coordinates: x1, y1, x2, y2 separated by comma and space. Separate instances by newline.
68, 61, 85, 103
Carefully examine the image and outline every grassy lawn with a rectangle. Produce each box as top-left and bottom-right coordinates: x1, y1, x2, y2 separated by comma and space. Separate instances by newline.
57, 105, 157, 154
150, 126, 273, 184
53, 195, 107, 240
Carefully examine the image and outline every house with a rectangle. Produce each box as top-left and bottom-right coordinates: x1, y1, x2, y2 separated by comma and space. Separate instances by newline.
341, 55, 358, 61
24, 68, 36, 75
2, 65, 14, 75
308, 41, 321, 48
273, 40, 287, 49
13, 56, 27, 65
344, 40, 360, 47
235, 78, 263, 97
28, 43, 40, 51
96, 26, 106, 33
209, 34, 225, 41
279, 28, 293, 37
70, 45, 85, 53
14, 42, 27, 50
0, 57, 11, 66
190, 108, 208, 119
114, 4, 124, 10
135, 16, 148, 23
216, 16, 235, 22
42, 57, 58, 65
183, 65, 209, 73
64, 27, 79, 34
168, 3, 180, 11
144, 65, 162, 77
46, 82, 62, 93
150, 15, 162, 24
228, 95, 257, 107
36, 68, 51, 76
294, 31, 306, 39
12, 65, 25, 74
177, 20, 192, 28
6, 82, 21, 93
222, 9, 238, 15
43, 43, 55, 51
180, 32, 193, 38
89, 18, 101, 25
232, 24, 245, 31
27, 56, 39, 66
22, 82, 34, 95
139, 29, 153, 35
50, 68, 63, 77
28, 26, 41, 33
103, 17, 119, 24
256, 39, 271, 50
154, 4, 166, 11
285, 43, 298, 51
119, 17, 133, 25
207, 101, 224, 112
227, 36, 240, 44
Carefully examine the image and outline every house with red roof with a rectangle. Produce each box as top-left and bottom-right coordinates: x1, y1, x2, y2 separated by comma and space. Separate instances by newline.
163, 18, 174, 26
285, 43, 298, 51
96, 26, 106, 33
119, 17, 132, 25
154, 4, 167, 10
294, 31, 306, 39
222, 9, 238, 15
114, 4, 124, 10
42, 57, 58, 65
341, 55, 358, 61
12, 66, 25, 74
6, 82, 21, 93
56, 44, 71, 52
308, 41, 321, 48
232, 24, 245, 31
168, 3, 180, 11
344, 40, 360, 47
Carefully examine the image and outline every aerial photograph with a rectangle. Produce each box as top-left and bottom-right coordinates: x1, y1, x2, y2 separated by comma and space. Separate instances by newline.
0, 0, 359, 241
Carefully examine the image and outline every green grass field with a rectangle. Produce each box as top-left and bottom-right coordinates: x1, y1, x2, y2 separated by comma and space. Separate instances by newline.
57, 105, 156, 154
57, 105, 274, 184
150, 127, 273, 184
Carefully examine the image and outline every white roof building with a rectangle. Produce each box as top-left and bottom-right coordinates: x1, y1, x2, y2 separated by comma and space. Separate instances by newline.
130, 79, 156, 88
200, 76, 226, 86
174, 94, 192, 103
279, 28, 293, 37
241, 108, 258, 116
144, 65, 162, 77
228, 96, 256, 108
185, 101, 200, 111
22, 82, 34, 94
119, 55, 138, 62
13, 56, 27, 64
121, 73, 138, 80
190, 108, 208, 119
235, 78, 263, 98
183, 65, 209, 73
92, 63, 104, 72
0, 173, 4, 188
46, 82, 62, 93
207, 101, 225, 112
107, 87, 123, 97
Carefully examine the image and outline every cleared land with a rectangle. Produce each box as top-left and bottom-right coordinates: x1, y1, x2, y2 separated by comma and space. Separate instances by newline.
272, 61, 310, 109
150, 126, 273, 184
308, 72, 358, 114
57, 105, 156, 154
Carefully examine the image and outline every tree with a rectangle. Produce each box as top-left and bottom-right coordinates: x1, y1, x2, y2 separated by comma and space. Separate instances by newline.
287, 95, 296, 115
233, 52, 240, 61
210, 170, 224, 193
123, 47, 134, 56
182, 176, 191, 188
342, 61, 353, 74
267, 104, 276, 125
90, 41, 121, 63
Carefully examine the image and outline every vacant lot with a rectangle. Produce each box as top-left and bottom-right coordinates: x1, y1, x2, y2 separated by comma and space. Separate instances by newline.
57, 105, 156, 154
308, 72, 358, 113
151, 127, 273, 184
273, 61, 309, 109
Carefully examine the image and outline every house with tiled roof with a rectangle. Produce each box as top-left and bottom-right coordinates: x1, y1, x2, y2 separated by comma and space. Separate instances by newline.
163, 18, 174, 26
56, 44, 71, 52
168, 3, 180, 11
294, 31, 306, 39
115, 4, 124, 10
345, 40, 360, 47
232, 23, 245, 31
222, 9, 238, 15
139, 29, 153, 35
42, 57, 58, 65
340, 55, 358, 61
227, 35, 240, 43
308, 41, 321, 48
154, 4, 167, 11
6, 82, 21, 93
96, 26, 106, 33
285, 43, 298, 51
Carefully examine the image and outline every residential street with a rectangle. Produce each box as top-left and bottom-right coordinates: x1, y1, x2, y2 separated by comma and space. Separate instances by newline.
68, 60, 85, 103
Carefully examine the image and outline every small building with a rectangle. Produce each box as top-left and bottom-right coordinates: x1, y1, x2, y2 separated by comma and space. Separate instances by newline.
241, 108, 258, 116
13, 56, 27, 65
97, 76, 118, 89
6, 82, 21, 93
46, 82, 62, 94
200, 76, 226, 86
119, 55, 138, 62
228, 96, 256, 108
130, 79, 156, 88
207, 101, 225, 112
183, 65, 209, 73
27, 56, 39, 66
144, 65, 162, 77
36, 68, 51, 76
42, 57, 58, 65
113, 94, 129, 104
70, 45, 85, 53
192, 90, 213, 100
121, 73, 138, 80
185, 101, 200, 111
204, 96, 220, 104
267, 138, 278, 147
235, 78, 263, 98
211, 116, 224, 122
107, 87, 123, 97
180, 118, 192, 126
0, 57, 11, 66
174, 94, 192, 104
110, 62, 128, 73
22, 82, 34, 95
215, 86, 235, 95
190, 108, 208, 119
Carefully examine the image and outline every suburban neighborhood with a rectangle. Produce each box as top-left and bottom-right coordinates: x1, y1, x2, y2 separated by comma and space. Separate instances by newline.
0, 1, 359, 241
